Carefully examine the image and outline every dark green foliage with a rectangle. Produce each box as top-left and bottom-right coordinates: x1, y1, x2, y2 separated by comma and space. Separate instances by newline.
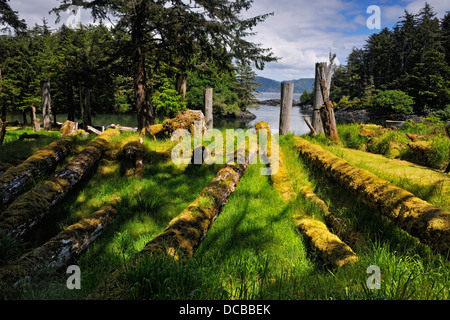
372, 90, 415, 114
332, 4, 450, 118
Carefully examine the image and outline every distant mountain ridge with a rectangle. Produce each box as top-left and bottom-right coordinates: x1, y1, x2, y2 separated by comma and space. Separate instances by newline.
256, 76, 315, 93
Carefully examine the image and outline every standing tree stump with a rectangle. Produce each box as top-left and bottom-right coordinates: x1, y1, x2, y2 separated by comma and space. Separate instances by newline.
41, 80, 52, 131
279, 81, 294, 136
204, 88, 213, 130
317, 64, 340, 142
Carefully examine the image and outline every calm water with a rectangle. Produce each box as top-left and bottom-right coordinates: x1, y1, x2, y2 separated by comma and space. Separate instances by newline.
6, 92, 311, 136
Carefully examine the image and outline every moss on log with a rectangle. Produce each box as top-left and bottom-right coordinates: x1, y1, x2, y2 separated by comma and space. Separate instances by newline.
292, 136, 450, 255
0, 137, 73, 213
0, 199, 120, 298
0, 129, 120, 241
148, 110, 206, 139
89, 145, 257, 300
294, 217, 358, 268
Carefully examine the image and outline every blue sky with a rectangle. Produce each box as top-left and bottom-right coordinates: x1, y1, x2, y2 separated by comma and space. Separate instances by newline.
8, 0, 450, 80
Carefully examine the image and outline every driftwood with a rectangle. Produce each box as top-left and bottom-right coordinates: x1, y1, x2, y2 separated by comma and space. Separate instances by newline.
0, 129, 120, 241
293, 136, 450, 255
87, 125, 102, 135
0, 199, 120, 297
304, 117, 317, 136
0, 138, 73, 213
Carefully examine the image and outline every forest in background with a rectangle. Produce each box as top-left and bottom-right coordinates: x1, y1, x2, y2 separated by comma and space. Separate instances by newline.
0, 0, 277, 139
330, 4, 450, 120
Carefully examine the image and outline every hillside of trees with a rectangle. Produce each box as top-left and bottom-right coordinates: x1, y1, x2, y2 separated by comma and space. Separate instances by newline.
256, 76, 315, 93
0, 0, 277, 138
330, 4, 450, 120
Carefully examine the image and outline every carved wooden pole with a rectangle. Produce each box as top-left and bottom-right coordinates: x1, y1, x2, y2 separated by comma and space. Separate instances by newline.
279, 81, 294, 136
204, 88, 213, 130
317, 64, 340, 142
41, 80, 52, 131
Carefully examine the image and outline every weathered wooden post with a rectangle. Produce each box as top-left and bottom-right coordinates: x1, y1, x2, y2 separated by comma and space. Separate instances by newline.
0, 67, 6, 145
204, 88, 213, 130
312, 63, 325, 134
176, 74, 189, 102
0, 106, 6, 146
80, 86, 92, 129
31, 106, 40, 132
41, 80, 52, 131
317, 63, 340, 142
279, 81, 294, 136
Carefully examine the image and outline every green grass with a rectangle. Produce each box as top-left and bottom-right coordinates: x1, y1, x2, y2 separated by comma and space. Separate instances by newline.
336, 121, 450, 170
0, 127, 61, 169
3, 131, 449, 300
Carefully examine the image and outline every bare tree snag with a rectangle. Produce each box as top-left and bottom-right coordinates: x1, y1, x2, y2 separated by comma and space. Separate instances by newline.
279, 82, 294, 136
317, 64, 340, 142
204, 88, 213, 130
41, 80, 52, 131
0, 129, 120, 241
0, 199, 120, 297
0, 138, 73, 213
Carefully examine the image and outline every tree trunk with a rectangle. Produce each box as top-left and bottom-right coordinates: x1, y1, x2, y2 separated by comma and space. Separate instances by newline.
204, 88, 213, 130
67, 79, 75, 122
317, 64, 340, 142
0, 129, 120, 241
0, 106, 6, 146
80, 86, 91, 129
41, 80, 52, 131
279, 82, 294, 136
22, 111, 28, 125
313, 62, 333, 134
176, 73, 188, 102
0, 67, 6, 145
132, 14, 154, 134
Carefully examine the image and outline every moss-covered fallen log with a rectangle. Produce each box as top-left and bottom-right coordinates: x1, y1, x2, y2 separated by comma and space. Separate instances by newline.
0, 199, 119, 298
0, 137, 73, 213
89, 146, 257, 300
255, 122, 357, 267
0, 129, 120, 241
294, 217, 358, 268
255, 122, 295, 201
293, 136, 450, 255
